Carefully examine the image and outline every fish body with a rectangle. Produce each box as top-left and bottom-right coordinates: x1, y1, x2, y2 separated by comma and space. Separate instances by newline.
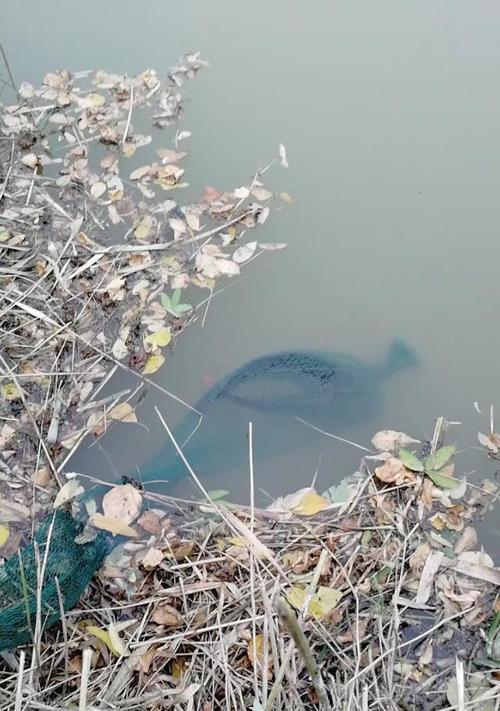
140, 339, 418, 485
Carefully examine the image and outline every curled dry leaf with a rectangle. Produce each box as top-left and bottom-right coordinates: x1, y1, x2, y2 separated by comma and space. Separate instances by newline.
233, 241, 257, 264
141, 547, 164, 570
454, 526, 477, 555
53, 478, 84, 508
269, 487, 329, 516
478, 431, 500, 453
151, 602, 183, 627
374, 457, 415, 485
102, 483, 142, 524
137, 510, 163, 534
371, 430, 420, 452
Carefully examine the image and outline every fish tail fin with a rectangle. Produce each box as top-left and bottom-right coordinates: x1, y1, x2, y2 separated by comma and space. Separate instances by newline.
384, 339, 419, 375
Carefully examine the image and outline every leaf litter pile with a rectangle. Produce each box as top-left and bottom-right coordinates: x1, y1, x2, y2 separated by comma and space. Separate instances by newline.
0, 58, 499, 711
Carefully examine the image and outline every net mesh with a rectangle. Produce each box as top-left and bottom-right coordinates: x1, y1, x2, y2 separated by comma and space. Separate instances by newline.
0, 508, 109, 652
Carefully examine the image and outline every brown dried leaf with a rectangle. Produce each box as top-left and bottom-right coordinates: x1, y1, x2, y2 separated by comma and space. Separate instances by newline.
375, 457, 415, 485
138, 510, 163, 534
454, 526, 477, 555
151, 603, 183, 627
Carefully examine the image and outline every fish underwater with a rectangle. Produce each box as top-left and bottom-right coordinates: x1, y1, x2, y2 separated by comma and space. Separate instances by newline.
139, 339, 418, 488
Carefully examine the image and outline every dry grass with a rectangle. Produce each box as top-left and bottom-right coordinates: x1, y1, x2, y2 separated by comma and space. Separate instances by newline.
1, 447, 498, 710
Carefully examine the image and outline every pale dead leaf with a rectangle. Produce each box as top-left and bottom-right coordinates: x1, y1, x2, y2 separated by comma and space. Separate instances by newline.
416, 551, 444, 603
233, 241, 257, 264
141, 547, 164, 570
108, 402, 137, 424
129, 165, 151, 181
112, 338, 128, 361
251, 186, 273, 201
371, 430, 420, 452
454, 526, 477, 555
279, 143, 289, 168
151, 602, 183, 627
53, 478, 84, 508
135, 214, 153, 240
90, 513, 138, 537
90, 181, 107, 199
102, 483, 142, 524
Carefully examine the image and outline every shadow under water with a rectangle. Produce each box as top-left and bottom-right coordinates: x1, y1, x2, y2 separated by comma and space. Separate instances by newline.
139, 339, 419, 489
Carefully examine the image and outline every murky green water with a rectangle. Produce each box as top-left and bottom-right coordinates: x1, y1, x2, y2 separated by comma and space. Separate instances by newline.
4, 1, 500, 505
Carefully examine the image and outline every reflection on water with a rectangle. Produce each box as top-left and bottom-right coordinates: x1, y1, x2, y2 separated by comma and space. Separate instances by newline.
141, 340, 418, 490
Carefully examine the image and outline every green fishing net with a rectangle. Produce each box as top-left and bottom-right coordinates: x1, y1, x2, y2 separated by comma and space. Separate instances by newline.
0, 508, 109, 652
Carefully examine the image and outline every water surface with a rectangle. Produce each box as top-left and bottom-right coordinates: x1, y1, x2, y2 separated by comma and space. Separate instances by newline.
4, 1, 500, 504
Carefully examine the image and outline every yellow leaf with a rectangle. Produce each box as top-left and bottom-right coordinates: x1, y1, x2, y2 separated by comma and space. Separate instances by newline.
144, 328, 172, 348
134, 214, 153, 240
172, 659, 185, 681
90, 513, 138, 537
293, 491, 328, 516
142, 353, 165, 375
87, 93, 105, 107
286, 585, 342, 620
0, 524, 9, 547
309, 586, 342, 619
108, 402, 137, 423
2, 383, 21, 401
227, 536, 267, 560
86, 625, 122, 656
247, 633, 265, 666
280, 191, 294, 204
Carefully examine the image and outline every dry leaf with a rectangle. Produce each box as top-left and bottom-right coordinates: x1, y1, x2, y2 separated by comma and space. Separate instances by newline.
409, 542, 432, 572
138, 510, 163, 534
416, 551, 444, 603
287, 585, 342, 620
141, 547, 164, 570
142, 353, 165, 375
144, 328, 172, 348
129, 165, 151, 181
233, 241, 257, 264
151, 602, 183, 627
371, 430, 420, 452
53, 478, 84, 508
86, 625, 125, 657
2, 383, 21, 401
337, 618, 369, 644
90, 181, 107, 199
270, 487, 328, 516
454, 526, 477, 555
102, 483, 142, 524
90, 513, 138, 537
251, 186, 273, 201
135, 214, 153, 240
375, 457, 415, 485
112, 337, 128, 361
279, 143, 289, 168
0, 524, 9, 547
108, 402, 137, 424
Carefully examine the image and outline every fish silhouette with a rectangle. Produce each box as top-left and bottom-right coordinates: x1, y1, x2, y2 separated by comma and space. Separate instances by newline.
140, 339, 418, 487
